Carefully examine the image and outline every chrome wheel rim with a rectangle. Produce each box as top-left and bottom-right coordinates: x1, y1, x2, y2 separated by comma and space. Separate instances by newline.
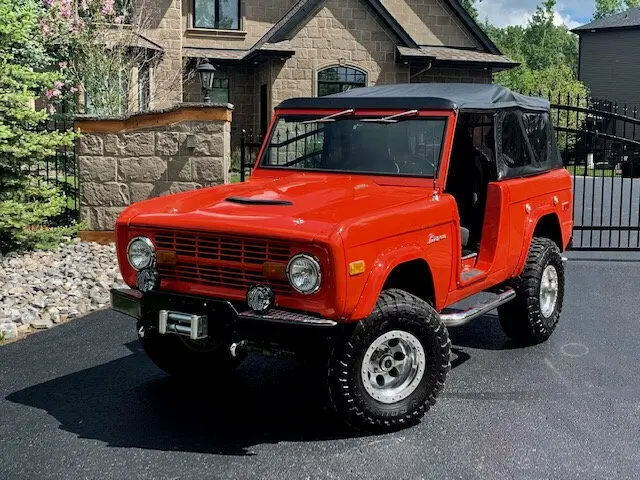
360, 330, 426, 404
540, 265, 559, 318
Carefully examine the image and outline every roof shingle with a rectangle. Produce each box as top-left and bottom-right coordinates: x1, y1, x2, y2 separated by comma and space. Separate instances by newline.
573, 7, 640, 32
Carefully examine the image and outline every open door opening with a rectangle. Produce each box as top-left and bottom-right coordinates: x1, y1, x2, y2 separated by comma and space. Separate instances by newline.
445, 113, 498, 262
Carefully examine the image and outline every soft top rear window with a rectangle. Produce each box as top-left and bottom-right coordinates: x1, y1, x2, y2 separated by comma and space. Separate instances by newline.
496, 110, 562, 179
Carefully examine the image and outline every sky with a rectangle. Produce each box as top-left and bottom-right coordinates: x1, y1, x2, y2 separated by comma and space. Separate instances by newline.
475, 1, 595, 29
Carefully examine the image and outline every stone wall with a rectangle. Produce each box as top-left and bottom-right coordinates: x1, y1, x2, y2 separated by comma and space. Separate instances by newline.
140, 0, 183, 109
380, 0, 478, 47
411, 66, 492, 84
75, 104, 232, 231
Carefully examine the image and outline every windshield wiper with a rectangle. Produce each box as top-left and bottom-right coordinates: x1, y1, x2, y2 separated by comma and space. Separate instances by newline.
302, 109, 354, 124
361, 109, 418, 123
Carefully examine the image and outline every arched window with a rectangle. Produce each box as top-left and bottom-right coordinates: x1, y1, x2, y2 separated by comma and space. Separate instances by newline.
317, 66, 366, 97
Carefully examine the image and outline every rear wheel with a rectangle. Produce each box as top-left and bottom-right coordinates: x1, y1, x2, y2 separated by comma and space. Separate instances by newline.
328, 289, 451, 432
137, 319, 240, 379
498, 237, 564, 344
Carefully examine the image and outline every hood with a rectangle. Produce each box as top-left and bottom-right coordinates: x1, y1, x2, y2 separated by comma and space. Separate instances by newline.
123, 173, 434, 243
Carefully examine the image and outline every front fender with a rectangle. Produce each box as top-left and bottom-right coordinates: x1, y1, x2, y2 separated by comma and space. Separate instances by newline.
348, 244, 431, 321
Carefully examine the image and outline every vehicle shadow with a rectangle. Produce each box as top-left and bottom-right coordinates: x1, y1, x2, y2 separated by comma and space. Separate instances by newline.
7, 340, 361, 456
447, 313, 519, 351
6, 314, 512, 456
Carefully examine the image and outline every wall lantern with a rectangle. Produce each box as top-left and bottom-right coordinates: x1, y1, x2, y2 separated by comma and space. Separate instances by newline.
197, 59, 216, 103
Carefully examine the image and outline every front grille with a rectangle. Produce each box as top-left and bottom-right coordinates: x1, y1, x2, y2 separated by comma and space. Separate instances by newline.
152, 230, 293, 294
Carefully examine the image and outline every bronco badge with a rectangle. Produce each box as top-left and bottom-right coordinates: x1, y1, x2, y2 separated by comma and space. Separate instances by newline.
428, 233, 447, 244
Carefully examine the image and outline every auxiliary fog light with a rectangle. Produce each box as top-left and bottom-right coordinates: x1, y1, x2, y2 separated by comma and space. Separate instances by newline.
137, 268, 159, 293
247, 285, 275, 313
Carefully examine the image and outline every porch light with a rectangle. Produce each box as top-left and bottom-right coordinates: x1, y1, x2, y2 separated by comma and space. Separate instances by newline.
197, 59, 216, 103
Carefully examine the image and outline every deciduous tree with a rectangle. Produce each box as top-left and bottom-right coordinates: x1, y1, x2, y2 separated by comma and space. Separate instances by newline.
594, 0, 640, 20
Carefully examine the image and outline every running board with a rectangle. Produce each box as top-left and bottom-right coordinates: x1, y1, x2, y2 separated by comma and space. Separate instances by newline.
440, 288, 516, 328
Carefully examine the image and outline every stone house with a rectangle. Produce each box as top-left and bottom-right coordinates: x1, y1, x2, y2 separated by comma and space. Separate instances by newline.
138, 0, 517, 137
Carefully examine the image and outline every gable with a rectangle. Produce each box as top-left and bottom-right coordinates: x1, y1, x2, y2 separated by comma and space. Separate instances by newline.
270, 0, 411, 107
380, 0, 478, 48
262, 0, 417, 48
254, 0, 499, 56
289, 0, 402, 72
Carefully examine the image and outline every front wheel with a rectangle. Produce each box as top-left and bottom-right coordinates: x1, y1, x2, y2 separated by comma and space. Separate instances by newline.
498, 237, 565, 345
328, 289, 451, 432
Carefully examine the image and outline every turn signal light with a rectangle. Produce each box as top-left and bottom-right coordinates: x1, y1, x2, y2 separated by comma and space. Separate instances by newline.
156, 250, 177, 266
349, 260, 366, 276
263, 262, 287, 280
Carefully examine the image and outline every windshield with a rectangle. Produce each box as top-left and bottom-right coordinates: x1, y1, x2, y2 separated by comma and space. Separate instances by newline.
260, 115, 447, 177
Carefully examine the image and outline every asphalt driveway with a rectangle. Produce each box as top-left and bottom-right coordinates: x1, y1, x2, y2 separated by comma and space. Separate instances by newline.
1, 253, 640, 480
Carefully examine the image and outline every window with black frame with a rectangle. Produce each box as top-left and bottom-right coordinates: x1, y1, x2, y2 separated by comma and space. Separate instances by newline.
194, 0, 240, 29
138, 64, 150, 112
317, 67, 366, 97
210, 73, 229, 103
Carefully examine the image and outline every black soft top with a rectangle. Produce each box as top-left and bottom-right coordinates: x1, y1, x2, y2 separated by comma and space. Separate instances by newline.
277, 83, 550, 112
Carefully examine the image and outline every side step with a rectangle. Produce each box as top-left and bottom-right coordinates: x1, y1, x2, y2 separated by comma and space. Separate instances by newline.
440, 288, 516, 328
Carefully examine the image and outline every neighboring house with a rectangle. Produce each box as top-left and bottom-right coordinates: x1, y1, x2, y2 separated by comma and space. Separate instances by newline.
573, 8, 640, 110
138, 0, 516, 136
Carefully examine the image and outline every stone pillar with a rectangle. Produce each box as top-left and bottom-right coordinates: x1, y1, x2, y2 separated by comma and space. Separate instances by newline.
75, 104, 233, 231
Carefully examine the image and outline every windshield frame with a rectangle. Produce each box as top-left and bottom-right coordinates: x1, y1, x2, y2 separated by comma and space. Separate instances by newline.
256, 109, 452, 180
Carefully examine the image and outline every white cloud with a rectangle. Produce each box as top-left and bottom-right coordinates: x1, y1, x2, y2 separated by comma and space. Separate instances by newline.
553, 11, 581, 29
475, 0, 588, 29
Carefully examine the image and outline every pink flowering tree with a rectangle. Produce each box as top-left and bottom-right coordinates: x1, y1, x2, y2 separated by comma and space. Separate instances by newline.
42, 0, 155, 115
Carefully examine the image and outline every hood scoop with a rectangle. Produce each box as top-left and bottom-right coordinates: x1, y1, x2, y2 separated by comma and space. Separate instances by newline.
225, 196, 293, 206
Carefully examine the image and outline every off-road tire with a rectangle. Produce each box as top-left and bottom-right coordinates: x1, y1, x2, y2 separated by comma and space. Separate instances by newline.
328, 289, 451, 432
498, 237, 564, 345
137, 319, 240, 379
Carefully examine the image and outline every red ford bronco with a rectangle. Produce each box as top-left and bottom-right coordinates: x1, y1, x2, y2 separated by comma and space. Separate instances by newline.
111, 84, 573, 431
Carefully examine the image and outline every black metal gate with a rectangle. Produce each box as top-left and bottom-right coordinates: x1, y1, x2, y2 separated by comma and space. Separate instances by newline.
548, 95, 640, 251
238, 130, 263, 182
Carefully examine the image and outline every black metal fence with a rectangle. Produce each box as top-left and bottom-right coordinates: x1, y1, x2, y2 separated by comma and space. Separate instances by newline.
543, 93, 640, 251
40, 116, 78, 223
237, 129, 263, 182
234, 94, 640, 252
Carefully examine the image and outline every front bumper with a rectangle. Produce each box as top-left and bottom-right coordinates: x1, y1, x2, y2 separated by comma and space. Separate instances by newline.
110, 288, 337, 328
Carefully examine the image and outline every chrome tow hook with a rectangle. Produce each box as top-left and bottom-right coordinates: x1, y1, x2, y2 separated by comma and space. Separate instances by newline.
230, 340, 248, 360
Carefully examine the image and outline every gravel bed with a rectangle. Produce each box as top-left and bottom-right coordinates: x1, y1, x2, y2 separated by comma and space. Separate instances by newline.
0, 240, 125, 341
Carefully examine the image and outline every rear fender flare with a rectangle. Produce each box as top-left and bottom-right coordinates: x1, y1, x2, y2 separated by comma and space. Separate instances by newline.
514, 208, 561, 276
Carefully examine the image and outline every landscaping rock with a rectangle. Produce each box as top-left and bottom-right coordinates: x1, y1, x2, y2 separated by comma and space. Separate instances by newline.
0, 321, 18, 340
0, 241, 126, 342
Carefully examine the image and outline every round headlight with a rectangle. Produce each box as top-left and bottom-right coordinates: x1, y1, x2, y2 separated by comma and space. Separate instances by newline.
127, 237, 155, 271
286, 254, 321, 294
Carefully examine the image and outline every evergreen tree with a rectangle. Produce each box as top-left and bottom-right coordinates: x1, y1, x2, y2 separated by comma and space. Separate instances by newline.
0, 0, 75, 252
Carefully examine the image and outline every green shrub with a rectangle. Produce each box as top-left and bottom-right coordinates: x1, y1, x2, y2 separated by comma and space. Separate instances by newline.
0, 178, 77, 253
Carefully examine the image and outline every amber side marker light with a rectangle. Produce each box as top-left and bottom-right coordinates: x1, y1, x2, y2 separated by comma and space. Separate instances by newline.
349, 260, 366, 276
